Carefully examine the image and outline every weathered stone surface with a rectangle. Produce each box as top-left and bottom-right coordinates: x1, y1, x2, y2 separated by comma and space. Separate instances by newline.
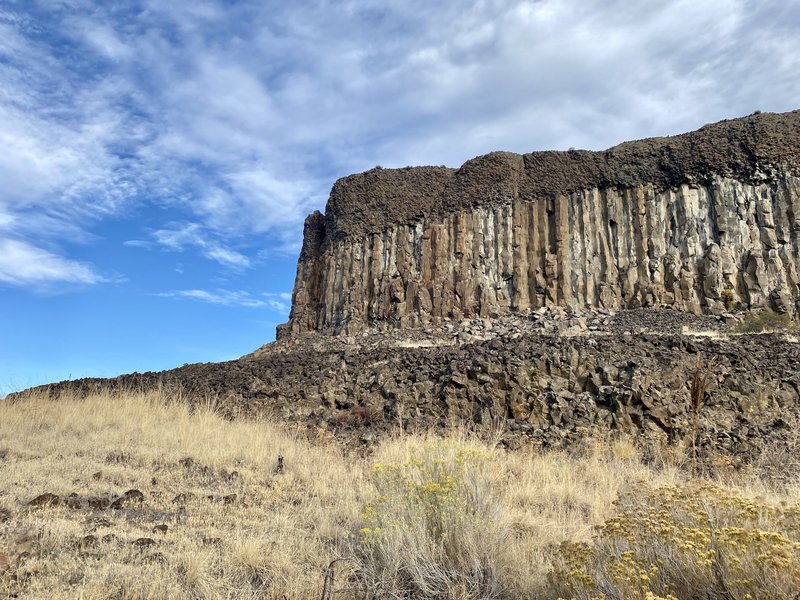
110, 489, 144, 510
12, 110, 800, 466
18, 309, 800, 462
283, 110, 800, 337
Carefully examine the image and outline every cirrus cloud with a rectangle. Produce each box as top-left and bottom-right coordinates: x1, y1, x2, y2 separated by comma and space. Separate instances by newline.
158, 288, 268, 309
0, 0, 798, 292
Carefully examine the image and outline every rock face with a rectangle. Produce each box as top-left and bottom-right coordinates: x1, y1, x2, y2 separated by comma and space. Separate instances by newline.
14, 110, 800, 465
281, 111, 800, 337
23, 311, 800, 462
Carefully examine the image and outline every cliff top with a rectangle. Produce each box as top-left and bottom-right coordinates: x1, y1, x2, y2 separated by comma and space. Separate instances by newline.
314, 109, 800, 241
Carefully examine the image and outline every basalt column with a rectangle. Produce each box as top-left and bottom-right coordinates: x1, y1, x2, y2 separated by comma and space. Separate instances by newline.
280, 110, 800, 337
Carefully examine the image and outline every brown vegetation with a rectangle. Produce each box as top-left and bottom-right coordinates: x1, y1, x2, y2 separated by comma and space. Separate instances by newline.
1, 391, 800, 599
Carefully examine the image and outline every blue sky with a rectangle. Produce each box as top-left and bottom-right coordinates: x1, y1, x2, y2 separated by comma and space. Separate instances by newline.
1, 0, 799, 393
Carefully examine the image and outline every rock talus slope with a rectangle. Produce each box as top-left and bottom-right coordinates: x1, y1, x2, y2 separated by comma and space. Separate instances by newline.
28, 312, 800, 461
282, 111, 800, 337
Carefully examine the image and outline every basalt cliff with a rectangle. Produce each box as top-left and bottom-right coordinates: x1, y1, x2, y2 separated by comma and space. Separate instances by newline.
281, 110, 800, 337
19, 111, 800, 462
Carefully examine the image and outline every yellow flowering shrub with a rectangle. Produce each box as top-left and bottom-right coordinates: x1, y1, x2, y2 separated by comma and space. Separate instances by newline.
356, 440, 509, 599
551, 482, 800, 599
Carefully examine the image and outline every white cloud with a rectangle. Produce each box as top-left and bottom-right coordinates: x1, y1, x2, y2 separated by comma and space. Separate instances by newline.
122, 239, 152, 249
73, 20, 133, 61
263, 291, 292, 313
0, 207, 14, 230
158, 289, 268, 308
158, 288, 294, 311
266, 299, 289, 312
152, 223, 204, 251
0, 24, 139, 253
204, 246, 251, 269
150, 222, 251, 269
0, 238, 103, 286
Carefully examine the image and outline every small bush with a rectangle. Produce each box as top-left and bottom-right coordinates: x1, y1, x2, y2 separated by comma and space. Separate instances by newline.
551, 481, 800, 599
356, 440, 510, 599
721, 288, 736, 311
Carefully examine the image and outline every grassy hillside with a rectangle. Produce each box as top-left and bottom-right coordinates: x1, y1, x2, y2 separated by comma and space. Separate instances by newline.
1, 391, 799, 599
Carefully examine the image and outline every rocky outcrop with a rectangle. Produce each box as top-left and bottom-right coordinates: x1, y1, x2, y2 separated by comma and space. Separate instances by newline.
22, 310, 800, 462
14, 111, 800, 465
281, 111, 800, 337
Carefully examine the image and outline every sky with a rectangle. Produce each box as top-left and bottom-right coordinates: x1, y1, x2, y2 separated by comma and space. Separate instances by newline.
1, 0, 799, 393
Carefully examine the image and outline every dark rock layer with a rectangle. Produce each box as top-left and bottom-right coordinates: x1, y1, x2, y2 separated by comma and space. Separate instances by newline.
323, 110, 800, 241
17, 311, 800, 462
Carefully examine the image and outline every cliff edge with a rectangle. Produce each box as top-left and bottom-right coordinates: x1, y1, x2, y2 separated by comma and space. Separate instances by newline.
282, 110, 800, 337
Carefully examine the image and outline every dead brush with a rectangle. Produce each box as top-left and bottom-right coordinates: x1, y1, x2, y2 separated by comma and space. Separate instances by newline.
334, 405, 383, 428
687, 357, 718, 478
319, 557, 372, 600
732, 310, 800, 334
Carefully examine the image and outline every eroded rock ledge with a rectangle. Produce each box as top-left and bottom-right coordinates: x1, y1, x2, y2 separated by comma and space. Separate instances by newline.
282, 110, 800, 337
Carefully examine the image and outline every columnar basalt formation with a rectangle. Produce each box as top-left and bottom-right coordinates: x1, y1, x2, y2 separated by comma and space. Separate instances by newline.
16, 110, 800, 461
281, 111, 800, 337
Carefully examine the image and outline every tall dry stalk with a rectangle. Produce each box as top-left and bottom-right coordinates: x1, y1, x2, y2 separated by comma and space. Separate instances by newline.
688, 357, 717, 478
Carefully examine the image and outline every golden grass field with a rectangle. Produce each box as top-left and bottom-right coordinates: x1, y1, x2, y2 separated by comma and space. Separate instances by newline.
2, 390, 800, 599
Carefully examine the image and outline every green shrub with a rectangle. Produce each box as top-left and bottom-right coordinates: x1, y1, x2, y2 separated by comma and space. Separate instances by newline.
356, 441, 510, 599
551, 482, 800, 599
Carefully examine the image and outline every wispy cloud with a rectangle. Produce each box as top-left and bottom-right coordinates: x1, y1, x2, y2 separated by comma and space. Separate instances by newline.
149, 222, 251, 269
0, 238, 103, 287
158, 289, 267, 308
263, 292, 292, 313
70, 18, 134, 62
122, 239, 152, 249
203, 246, 251, 270
157, 289, 293, 310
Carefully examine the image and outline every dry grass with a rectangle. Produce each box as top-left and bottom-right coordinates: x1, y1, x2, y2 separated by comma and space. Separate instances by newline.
679, 327, 724, 339
0, 391, 798, 599
0, 390, 363, 599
